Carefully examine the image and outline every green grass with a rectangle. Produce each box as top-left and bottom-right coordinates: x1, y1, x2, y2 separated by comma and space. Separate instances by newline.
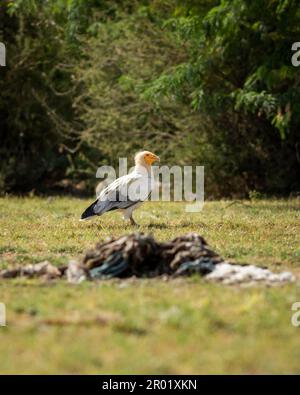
0, 197, 300, 373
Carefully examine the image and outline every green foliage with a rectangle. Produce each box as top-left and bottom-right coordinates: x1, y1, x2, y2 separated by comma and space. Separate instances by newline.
69, 3, 204, 185
0, 0, 81, 192
146, 0, 300, 137
1, 0, 300, 196
144, 0, 300, 194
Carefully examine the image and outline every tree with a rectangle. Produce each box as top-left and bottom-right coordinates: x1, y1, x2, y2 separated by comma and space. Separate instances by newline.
145, 0, 300, 195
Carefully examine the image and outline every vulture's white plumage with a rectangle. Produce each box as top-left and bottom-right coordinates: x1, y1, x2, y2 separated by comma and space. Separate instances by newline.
80, 151, 160, 225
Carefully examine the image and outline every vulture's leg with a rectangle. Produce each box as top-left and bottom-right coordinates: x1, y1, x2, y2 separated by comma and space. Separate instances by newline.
129, 214, 138, 226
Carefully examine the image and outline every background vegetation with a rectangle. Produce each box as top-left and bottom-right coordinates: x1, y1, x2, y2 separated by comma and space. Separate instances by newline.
1, 0, 300, 197
1, 1, 299, 375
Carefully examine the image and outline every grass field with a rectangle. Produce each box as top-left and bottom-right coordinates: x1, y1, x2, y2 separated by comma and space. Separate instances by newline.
0, 197, 299, 373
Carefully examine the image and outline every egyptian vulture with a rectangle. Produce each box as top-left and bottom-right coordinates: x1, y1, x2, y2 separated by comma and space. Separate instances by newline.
80, 151, 160, 225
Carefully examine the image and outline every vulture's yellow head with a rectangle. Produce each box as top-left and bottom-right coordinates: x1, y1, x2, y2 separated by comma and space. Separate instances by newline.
135, 151, 160, 167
